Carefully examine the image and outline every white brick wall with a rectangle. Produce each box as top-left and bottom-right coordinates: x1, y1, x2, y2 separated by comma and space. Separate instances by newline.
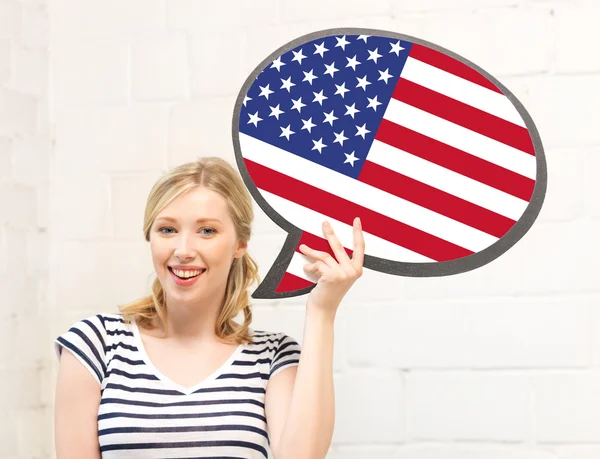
0, 0, 597, 458
407, 371, 531, 441
1, 0, 52, 457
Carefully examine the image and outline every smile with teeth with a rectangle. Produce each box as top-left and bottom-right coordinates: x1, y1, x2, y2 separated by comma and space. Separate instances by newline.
170, 268, 205, 279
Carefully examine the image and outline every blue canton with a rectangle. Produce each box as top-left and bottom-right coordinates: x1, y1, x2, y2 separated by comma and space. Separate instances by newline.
239, 35, 412, 180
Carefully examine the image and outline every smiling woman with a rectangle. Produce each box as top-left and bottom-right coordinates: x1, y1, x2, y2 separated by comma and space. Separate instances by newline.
124, 157, 261, 344
53, 157, 302, 459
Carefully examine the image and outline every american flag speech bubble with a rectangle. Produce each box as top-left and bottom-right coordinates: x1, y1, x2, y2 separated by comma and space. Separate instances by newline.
232, 28, 547, 299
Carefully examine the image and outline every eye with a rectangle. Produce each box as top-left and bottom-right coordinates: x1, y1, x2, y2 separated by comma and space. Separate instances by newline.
158, 227, 216, 235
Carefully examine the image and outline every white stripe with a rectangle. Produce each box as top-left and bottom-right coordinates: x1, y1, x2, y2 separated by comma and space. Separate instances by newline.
240, 132, 498, 253
401, 56, 525, 127
287, 251, 320, 283
384, 98, 536, 179
368, 140, 529, 221
258, 188, 435, 264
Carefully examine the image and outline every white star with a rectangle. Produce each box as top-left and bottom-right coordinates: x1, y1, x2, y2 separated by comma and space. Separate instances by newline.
269, 104, 284, 120
367, 48, 382, 64
335, 35, 350, 51
259, 84, 274, 99
311, 137, 327, 154
324, 61, 339, 77
357, 35, 370, 42
302, 69, 318, 85
291, 48, 307, 65
314, 41, 329, 58
390, 40, 404, 56
345, 55, 361, 71
344, 151, 360, 167
271, 56, 285, 72
290, 96, 306, 113
344, 103, 360, 118
312, 89, 328, 105
279, 124, 295, 140
247, 111, 262, 127
378, 68, 393, 84
301, 117, 316, 133
366, 95, 382, 111
243, 95, 252, 106
356, 75, 371, 91
280, 76, 295, 92
333, 130, 349, 146
355, 123, 371, 139
323, 110, 338, 126
334, 82, 350, 98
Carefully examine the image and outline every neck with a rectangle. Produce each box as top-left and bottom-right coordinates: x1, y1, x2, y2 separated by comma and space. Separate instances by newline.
154, 290, 228, 346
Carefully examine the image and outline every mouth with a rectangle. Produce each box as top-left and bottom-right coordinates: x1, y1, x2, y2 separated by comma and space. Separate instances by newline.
167, 267, 206, 285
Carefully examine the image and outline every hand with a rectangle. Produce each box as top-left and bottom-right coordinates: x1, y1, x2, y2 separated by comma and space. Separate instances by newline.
300, 217, 365, 319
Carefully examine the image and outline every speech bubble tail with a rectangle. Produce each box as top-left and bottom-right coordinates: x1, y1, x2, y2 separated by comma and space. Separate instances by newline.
250, 230, 317, 299
251, 230, 316, 299
251, 229, 355, 299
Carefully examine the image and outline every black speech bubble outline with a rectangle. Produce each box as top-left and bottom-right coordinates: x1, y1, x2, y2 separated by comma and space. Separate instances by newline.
231, 27, 547, 299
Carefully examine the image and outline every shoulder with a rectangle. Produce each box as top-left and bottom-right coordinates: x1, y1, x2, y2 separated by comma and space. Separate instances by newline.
56, 313, 109, 346
54, 312, 119, 386
248, 329, 301, 379
249, 328, 282, 343
54, 311, 129, 360
247, 329, 299, 350
100, 311, 131, 332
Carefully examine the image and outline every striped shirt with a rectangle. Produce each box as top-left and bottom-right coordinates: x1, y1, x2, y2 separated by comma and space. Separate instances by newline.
54, 312, 302, 458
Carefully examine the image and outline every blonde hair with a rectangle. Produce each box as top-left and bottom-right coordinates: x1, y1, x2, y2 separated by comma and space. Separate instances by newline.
117, 157, 260, 345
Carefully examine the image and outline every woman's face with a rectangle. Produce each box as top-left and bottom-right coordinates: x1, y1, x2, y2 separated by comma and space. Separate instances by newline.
149, 185, 247, 306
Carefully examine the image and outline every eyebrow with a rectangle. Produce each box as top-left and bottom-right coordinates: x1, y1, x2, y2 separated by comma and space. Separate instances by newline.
155, 217, 223, 224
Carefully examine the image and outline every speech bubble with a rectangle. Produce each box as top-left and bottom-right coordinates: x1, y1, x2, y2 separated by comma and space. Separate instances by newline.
232, 28, 547, 299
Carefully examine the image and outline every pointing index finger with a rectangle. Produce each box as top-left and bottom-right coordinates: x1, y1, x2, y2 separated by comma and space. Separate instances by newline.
352, 217, 365, 269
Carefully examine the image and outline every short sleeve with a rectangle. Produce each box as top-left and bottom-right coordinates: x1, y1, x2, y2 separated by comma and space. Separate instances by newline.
54, 314, 107, 387
270, 332, 301, 379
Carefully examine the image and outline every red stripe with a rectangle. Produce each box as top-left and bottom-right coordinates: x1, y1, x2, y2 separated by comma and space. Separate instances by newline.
409, 43, 501, 94
358, 161, 516, 238
300, 230, 355, 259
244, 157, 474, 262
392, 78, 534, 155
276, 271, 313, 292
375, 119, 535, 202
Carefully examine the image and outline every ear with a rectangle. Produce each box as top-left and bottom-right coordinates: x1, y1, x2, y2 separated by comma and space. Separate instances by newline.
234, 239, 248, 259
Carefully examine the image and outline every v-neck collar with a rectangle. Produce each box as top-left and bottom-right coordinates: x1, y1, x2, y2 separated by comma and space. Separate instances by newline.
130, 318, 246, 396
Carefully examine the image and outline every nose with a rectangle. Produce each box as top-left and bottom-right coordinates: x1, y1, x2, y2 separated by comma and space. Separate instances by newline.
173, 233, 197, 259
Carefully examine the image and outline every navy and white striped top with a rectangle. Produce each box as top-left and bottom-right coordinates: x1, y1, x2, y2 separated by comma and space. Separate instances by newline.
54, 312, 302, 458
